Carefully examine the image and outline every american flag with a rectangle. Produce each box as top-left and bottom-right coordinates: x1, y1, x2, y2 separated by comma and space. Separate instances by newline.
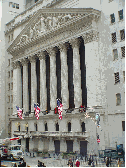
34, 103, 40, 120
57, 99, 63, 120
16, 106, 24, 119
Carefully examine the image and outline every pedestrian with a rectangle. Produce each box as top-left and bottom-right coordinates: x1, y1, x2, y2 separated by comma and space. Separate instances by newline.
38, 160, 40, 167
91, 160, 94, 167
14, 163, 17, 167
118, 158, 121, 167
106, 157, 109, 167
67, 158, 73, 167
75, 159, 80, 167
42, 163, 46, 167
96, 158, 97, 166
88, 158, 91, 165
109, 157, 111, 166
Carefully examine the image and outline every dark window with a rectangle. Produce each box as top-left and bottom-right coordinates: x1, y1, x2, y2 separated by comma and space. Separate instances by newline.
8, 35, 10, 43
123, 71, 125, 82
122, 121, 125, 131
120, 29, 125, 41
56, 123, 59, 131
68, 122, 71, 132
35, 124, 37, 131
45, 123, 48, 131
18, 125, 20, 132
12, 3, 15, 8
81, 122, 85, 132
110, 13, 115, 23
16, 4, 19, 9
112, 32, 117, 43
26, 127, 28, 132
121, 46, 125, 57
118, 9, 123, 20
116, 93, 121, 106
114, 72, 120, 84
113, 49, 118, 60
18, 139, 21, 145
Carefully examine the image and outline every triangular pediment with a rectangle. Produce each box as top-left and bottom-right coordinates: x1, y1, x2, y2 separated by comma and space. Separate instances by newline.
7, 8, 101, 55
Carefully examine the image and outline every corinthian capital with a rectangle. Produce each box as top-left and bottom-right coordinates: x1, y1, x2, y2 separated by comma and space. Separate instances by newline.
20, 58, 29, 66
29, 56, 37, 63
47, 48, 56, 57
82, 30, 99, 44
12, 61, 21, 69
58, 43, 67, 53
37, 51, 46, 60
69, 38, 80, 48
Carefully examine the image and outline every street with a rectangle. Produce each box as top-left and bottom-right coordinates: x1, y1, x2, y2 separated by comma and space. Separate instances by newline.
1, 152, 124, 167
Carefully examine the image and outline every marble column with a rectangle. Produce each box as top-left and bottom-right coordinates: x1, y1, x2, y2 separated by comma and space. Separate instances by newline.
48, 137, 54, 152
38, 51, 47, 111
13, 61, 22, 114
82, 31, 100, 107
47, 48, 57, 110
29, 56, 37, 112
60, 138, 67, 152
21, 58, 29, 113
59, 43, 69, 109
73, 138, 79, 153
70, 38, 82, 108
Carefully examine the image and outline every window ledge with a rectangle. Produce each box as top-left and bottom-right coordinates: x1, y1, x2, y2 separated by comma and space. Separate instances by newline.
120, 39, 125, 42
118, 19, 124, 23
110, 22, 116, 26
113, 58, 118, 61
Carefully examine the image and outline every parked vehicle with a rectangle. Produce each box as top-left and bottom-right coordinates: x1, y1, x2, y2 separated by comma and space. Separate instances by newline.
0, 137, 24, 160
99, 146, 124, 159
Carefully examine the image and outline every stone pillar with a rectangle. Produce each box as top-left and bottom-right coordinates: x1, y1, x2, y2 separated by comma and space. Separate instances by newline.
21, 59, 29, 113
38, 51, 47, 111
29, 56, 37, 112
47, 48, 57, 110
60, 138, 67, 153
73, 138, 79, 153
59, 43, 69, 109
13, 61, 22, 114
48, 137, 54, 152
82, 31, 100, 107
38, 138, 44, 151
70, 38, 82, 108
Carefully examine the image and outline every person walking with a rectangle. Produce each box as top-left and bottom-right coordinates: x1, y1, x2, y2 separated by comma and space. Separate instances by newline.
118, 158, 121, 167
75, 159, 80, 167
67, 158, 73, 167
106, 157, 109, 167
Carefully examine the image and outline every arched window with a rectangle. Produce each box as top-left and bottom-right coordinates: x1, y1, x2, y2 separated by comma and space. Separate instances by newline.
35, 123, 37, 131
56, 123, 59, 131
25, 123, 28, 132
18, 125, 20, 132
45, 123, 48, 131
81, 122, 85, 132
17, 122, 20, 132
68, 122, 71, 132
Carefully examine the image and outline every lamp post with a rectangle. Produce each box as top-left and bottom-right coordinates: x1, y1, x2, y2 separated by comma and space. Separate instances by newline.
115, 141, 117, 150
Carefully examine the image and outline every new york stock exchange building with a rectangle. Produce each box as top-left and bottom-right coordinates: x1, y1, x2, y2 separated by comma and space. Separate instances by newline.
5, 0, 125, 156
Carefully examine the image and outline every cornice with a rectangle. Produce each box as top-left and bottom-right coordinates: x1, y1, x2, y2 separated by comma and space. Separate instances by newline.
7, 8, 101, 54
9, 20, 96, 60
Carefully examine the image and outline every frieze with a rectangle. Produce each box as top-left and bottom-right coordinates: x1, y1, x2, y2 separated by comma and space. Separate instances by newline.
8, 9, 100, 53
8, 9, 101, 59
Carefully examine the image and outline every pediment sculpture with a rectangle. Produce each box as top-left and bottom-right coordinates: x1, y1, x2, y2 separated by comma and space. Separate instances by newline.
14, 13, 85, 47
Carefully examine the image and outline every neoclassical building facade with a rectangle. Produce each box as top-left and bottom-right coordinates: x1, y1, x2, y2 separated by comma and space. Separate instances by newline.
5, 0, 125, 156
